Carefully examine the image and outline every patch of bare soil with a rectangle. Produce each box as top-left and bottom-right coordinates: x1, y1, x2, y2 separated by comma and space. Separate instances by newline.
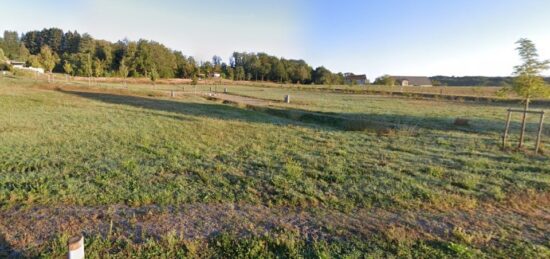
1, 196, 549, 255
206, 93, 274, 107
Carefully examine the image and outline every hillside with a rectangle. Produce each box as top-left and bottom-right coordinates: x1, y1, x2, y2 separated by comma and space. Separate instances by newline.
431, 75, 550, 87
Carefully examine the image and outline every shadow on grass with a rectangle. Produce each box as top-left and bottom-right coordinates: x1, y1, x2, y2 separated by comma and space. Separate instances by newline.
58, 89, 548, 136
0, 233, 21, 258
57, 89, 315, 128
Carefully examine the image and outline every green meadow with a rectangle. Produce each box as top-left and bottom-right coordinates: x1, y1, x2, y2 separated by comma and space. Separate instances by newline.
0, 76, 549, 258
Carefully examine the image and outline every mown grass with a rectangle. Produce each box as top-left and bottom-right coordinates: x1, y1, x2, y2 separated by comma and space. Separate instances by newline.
50, 72, 509, 98
1, 76, 549, 257
36, 71, 516, 99
226, 84, 549, 134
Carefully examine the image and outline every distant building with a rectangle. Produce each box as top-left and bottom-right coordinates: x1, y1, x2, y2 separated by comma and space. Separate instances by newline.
7, 60, 25, 69
390, 76, 432, 87
210, 72, 221, 78
7, 60, 44, 74
24, 66, 45, 74
344, 73, 367, 85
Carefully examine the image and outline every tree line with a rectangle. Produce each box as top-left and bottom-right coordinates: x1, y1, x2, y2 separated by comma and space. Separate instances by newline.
371, 75, 550, 87
0, 28, 345, 84
430, 76, 550, 87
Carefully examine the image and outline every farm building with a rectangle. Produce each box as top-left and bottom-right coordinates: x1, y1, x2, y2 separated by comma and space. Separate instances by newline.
390, 76, 432, 87
344, 73, 368, 85
7, 60, 45, 74
7, 60, 26, 69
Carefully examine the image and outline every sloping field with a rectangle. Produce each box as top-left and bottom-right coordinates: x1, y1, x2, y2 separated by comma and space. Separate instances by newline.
0, 77, 549, 257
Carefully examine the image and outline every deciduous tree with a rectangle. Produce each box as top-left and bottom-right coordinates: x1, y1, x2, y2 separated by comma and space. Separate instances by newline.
0, 48, 6, 63
150, 66, 159, 85
512, 38, 550, 148
39, 45, 57, 73
119, 59, 129, 84
513, 39, 550, 105
374, 75, 396, 86
63, 60, 73, 75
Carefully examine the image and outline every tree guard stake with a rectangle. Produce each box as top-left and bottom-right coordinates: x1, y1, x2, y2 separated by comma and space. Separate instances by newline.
68, 234, 84, 259
502, 109, 512, 149
502, 108, 546, 154
535, 111, 545, 153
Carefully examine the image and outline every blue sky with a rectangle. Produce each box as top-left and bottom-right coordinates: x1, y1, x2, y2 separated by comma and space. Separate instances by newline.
2, 0, 550, 78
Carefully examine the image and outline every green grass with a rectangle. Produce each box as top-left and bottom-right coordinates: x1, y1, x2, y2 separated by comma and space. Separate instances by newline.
0, 76, 549, 257
34, 230, 484, 258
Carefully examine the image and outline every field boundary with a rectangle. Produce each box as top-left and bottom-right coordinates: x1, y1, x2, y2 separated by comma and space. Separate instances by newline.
11, 73, 550, 105
222, 87, 550, 106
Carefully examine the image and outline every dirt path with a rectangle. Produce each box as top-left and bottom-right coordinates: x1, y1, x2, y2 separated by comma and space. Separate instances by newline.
157, 89, 276, 107
1, 198, 549, 255
205, 92, 275, 107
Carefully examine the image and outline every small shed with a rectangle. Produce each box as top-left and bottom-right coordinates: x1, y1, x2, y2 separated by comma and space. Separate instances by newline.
8, 60, 26, 69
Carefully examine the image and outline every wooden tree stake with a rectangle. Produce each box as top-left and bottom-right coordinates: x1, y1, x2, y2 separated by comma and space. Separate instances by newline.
503, 108, 546, 153
502, 109, 512, 149
518, 102, 529, 148
535, 111, 545, 154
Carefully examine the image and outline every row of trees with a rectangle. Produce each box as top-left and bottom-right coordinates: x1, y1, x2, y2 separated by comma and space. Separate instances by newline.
372, 75, 550, 87
0, 28, 344, 84
228, 52, 345, 84
430, 76, 549, 87
372, 75, 550, 88
429, 76, 514, 87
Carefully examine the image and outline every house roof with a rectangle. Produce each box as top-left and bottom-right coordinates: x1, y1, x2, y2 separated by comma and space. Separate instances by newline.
390, 76, 432, 86
8, 60, 25, 66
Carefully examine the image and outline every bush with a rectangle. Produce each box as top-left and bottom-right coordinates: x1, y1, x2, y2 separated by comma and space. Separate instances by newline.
0, 63, 12, 71
13, 68, 37, 78
495, 87, 511, 98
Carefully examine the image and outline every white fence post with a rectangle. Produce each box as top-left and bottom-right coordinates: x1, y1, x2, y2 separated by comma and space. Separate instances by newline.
68, 234, 84, 259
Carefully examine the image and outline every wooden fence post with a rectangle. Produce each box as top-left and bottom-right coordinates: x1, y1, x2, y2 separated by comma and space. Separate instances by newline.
502, 109, 512, 149
535, 111, 545, 154
518, 104, 529, 149
68, 234, 84, 259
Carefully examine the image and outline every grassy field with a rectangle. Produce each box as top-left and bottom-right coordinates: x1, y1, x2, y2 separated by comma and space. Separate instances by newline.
0, 76, 549, 257
28, 71, 512, 98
